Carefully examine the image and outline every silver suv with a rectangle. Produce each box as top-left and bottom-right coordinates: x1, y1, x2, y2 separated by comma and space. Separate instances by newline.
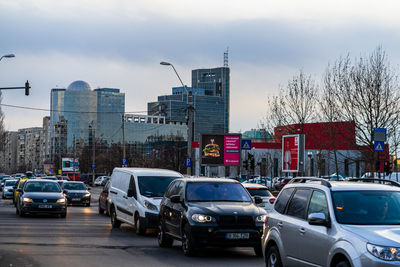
262, 177, 400, 267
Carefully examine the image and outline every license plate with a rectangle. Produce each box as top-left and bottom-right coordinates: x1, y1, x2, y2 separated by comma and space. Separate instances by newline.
226, 233, 250, 239
38, 204, 52, 209
72, 198, 80, 201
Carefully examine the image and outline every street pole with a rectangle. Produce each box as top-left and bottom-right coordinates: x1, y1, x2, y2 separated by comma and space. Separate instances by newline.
92, 127, 95, 186
122, 115, 126, 167
73, 135, 76, 181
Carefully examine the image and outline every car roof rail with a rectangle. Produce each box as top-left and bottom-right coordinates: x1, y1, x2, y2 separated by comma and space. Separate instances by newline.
348, 178, 400, 187
288, 177, 332, 188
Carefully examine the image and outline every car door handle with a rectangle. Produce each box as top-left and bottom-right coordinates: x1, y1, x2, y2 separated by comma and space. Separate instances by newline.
299, 228, 306, 234
110, 191, 117, 194
277, 222, 283, 228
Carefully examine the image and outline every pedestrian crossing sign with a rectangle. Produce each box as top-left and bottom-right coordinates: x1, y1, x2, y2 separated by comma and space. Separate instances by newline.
241, 139, 251, 150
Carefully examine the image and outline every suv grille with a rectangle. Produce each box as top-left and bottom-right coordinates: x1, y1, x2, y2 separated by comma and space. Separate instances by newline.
218, 216, 254, 228
33, 199, 58, 203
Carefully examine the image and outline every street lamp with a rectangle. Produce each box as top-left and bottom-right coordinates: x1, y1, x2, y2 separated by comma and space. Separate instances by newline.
160, 61, 194, 176
0, 54, 15, 61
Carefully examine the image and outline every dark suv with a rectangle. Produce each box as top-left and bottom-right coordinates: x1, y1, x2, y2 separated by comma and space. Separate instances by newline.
158, 177, 267, 256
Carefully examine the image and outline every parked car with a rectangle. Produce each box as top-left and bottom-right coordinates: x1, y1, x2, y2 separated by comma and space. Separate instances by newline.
2, 179, 18, 199
62, 181, 91, 206
262, 177, 400, 267
98, 180, 111, 215
94, 176, 110, 186
109, 168, 183, 235
242, 183, 276, 212
16, 179, 67, 217
158, 177, 267, 256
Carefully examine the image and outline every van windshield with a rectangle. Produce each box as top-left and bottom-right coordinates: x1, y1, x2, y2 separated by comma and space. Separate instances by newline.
138, 176, 178, 197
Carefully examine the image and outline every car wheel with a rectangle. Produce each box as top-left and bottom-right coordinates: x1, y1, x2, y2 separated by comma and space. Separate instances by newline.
60, 212, 67, 218
15, 206, 19, 215
254, 244, 263, 257
135, 215, 146, 235
98, 202, 104, 214
86, 202, 91, 207
265, 245, 282, 267
158, 223, 173, 247
110, 207, 121, 228
335, 260, 350, 267
182, 224, 196, 256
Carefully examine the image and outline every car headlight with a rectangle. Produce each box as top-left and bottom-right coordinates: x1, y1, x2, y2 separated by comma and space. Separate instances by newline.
23, 197, 33, 203
57, 198, 66, 203
144, 200, 158, 211
191, 214, 216, 223
255, 215, 267, 223
4, 189, 8, 192
84, 193, 91, 197
367, 243, 400, 261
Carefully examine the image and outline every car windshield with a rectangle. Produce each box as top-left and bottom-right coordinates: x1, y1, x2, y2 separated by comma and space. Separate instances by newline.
5, 180, 17, 186
138, 176, 178, 197
24, 182, 61, 193
332, 190, 400, 225
246, 188, 273, 197
63, 183, 86, 190
186, 182, 252, 202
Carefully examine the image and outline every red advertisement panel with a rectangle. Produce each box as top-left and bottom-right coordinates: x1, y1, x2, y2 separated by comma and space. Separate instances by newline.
282, 135, 299, 172
224, 135, 240, 165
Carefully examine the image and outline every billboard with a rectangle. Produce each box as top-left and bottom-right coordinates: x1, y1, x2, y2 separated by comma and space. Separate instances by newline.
62, 158, 79, 172
201, 134, 241, 166
282, 135, 305, 173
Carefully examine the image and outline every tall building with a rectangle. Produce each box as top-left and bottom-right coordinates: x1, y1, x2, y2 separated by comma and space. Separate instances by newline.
192, 67, 230, 133
50, 80, 125, 157
17, 127, 42, 171
41, 116, 51, 164
0, 131, 18, 174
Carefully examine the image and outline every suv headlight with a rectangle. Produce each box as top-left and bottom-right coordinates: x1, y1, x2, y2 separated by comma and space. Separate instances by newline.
191, 214, 216, 223
23, 197, 33, 203
57, 198, 66, 203
144, 200, 158, 211
367, 243, 400, 261
84, 193, 91, 197
255, 215, 267, 223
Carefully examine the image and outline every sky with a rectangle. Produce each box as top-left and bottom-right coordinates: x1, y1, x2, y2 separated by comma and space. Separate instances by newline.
1, 0, 400, 132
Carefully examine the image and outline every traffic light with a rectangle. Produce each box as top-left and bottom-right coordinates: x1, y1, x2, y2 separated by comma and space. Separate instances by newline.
250, 156, 255, 171
384, 161, 392, 176
25, 80, 30, 96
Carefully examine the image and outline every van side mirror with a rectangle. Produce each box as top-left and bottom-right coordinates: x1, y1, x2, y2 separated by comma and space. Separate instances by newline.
170, 195, 181, 203
254, 196, 263, 204
308, 213, 330, 227
127, 189, 136, 198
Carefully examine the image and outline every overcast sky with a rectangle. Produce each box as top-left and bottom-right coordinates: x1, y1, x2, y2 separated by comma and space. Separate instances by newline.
1, 0, 400, 132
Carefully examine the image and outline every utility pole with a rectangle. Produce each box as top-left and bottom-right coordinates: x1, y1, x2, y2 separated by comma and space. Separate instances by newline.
92, 127, 95, 186
73, 135, 76, 181
187, 91, 194, 176
122, 115, 126, 167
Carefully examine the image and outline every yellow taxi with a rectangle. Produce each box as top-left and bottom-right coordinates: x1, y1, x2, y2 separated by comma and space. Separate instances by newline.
13, 178, 28, 206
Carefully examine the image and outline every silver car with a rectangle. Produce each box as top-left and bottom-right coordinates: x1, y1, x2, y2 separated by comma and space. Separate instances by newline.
262, 177, 400, 267
243, 183, 276, 212
2, 179, 18, 199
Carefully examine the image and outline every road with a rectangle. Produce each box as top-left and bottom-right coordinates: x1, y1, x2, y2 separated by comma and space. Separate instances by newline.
0, 186, 264, 267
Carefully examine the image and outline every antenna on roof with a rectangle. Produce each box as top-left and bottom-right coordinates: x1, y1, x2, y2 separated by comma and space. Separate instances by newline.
224, 47, 229, 67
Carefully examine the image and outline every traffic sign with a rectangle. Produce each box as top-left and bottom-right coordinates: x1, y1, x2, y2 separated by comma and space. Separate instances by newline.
241, 139, 251, 150
373, 128, 387, 142
91, 164, 96, 170
374, 141, 385, 152
185, 158, 192, 167
122, 158, 127, 166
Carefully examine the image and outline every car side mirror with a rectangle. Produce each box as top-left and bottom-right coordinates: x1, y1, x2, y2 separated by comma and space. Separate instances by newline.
87, 188, 91, 191
127, 189, 135, 198
16, 188, 22, 192
170, 195, 182, 204
63, 190, 68, 194
254, 196, 263, 204
308, 213, 330, 227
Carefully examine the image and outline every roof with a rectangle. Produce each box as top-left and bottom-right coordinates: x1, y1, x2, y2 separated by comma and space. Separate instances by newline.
113, 168, 183, 177
242, 183, 268, 189
176, 177, 238, 183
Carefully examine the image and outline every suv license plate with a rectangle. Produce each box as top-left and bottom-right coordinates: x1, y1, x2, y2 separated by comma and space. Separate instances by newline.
226, 233, 250, 239
38, 204, 52, 209
72, 198, 80, 201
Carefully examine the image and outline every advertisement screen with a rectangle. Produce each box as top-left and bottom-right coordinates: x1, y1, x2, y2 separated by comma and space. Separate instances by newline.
201, 134, 241, 166
62, 158, 79, 172
282, 135, 299, 172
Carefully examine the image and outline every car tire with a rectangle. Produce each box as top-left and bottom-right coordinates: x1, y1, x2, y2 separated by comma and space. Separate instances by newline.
60, 212, 67, 218
111, 207, 121, 228
135, 215, 146, 235
86, 202, 91, 207
335, 260, 350, 267
254, 244, 263, 257
98, 202, 104, 214
265, 245, 282, 267
182, 224, 196, 256
158, 223, 173, 247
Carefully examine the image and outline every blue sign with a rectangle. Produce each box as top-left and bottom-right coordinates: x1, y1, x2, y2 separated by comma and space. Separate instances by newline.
241, 139, 252, 150
373, 128, 387, 142
185, 158, 192, 167
91, 164, 96, 170
122, 158, 127, 166
374, 141, 385, 152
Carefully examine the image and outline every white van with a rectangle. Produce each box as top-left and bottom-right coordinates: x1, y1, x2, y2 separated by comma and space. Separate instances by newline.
109, 168, 183, 234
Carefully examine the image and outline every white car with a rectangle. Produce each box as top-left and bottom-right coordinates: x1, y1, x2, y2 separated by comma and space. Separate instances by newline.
242, 183, 276, 212
2, 179, 18, 199
109, 168, 183, 234
94, 176, 109, 186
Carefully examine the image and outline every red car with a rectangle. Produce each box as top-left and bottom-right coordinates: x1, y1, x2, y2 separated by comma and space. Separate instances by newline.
98, 180, 110, 216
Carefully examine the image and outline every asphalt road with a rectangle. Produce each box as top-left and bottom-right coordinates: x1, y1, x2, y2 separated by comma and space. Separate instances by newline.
0, 186, 264, 267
